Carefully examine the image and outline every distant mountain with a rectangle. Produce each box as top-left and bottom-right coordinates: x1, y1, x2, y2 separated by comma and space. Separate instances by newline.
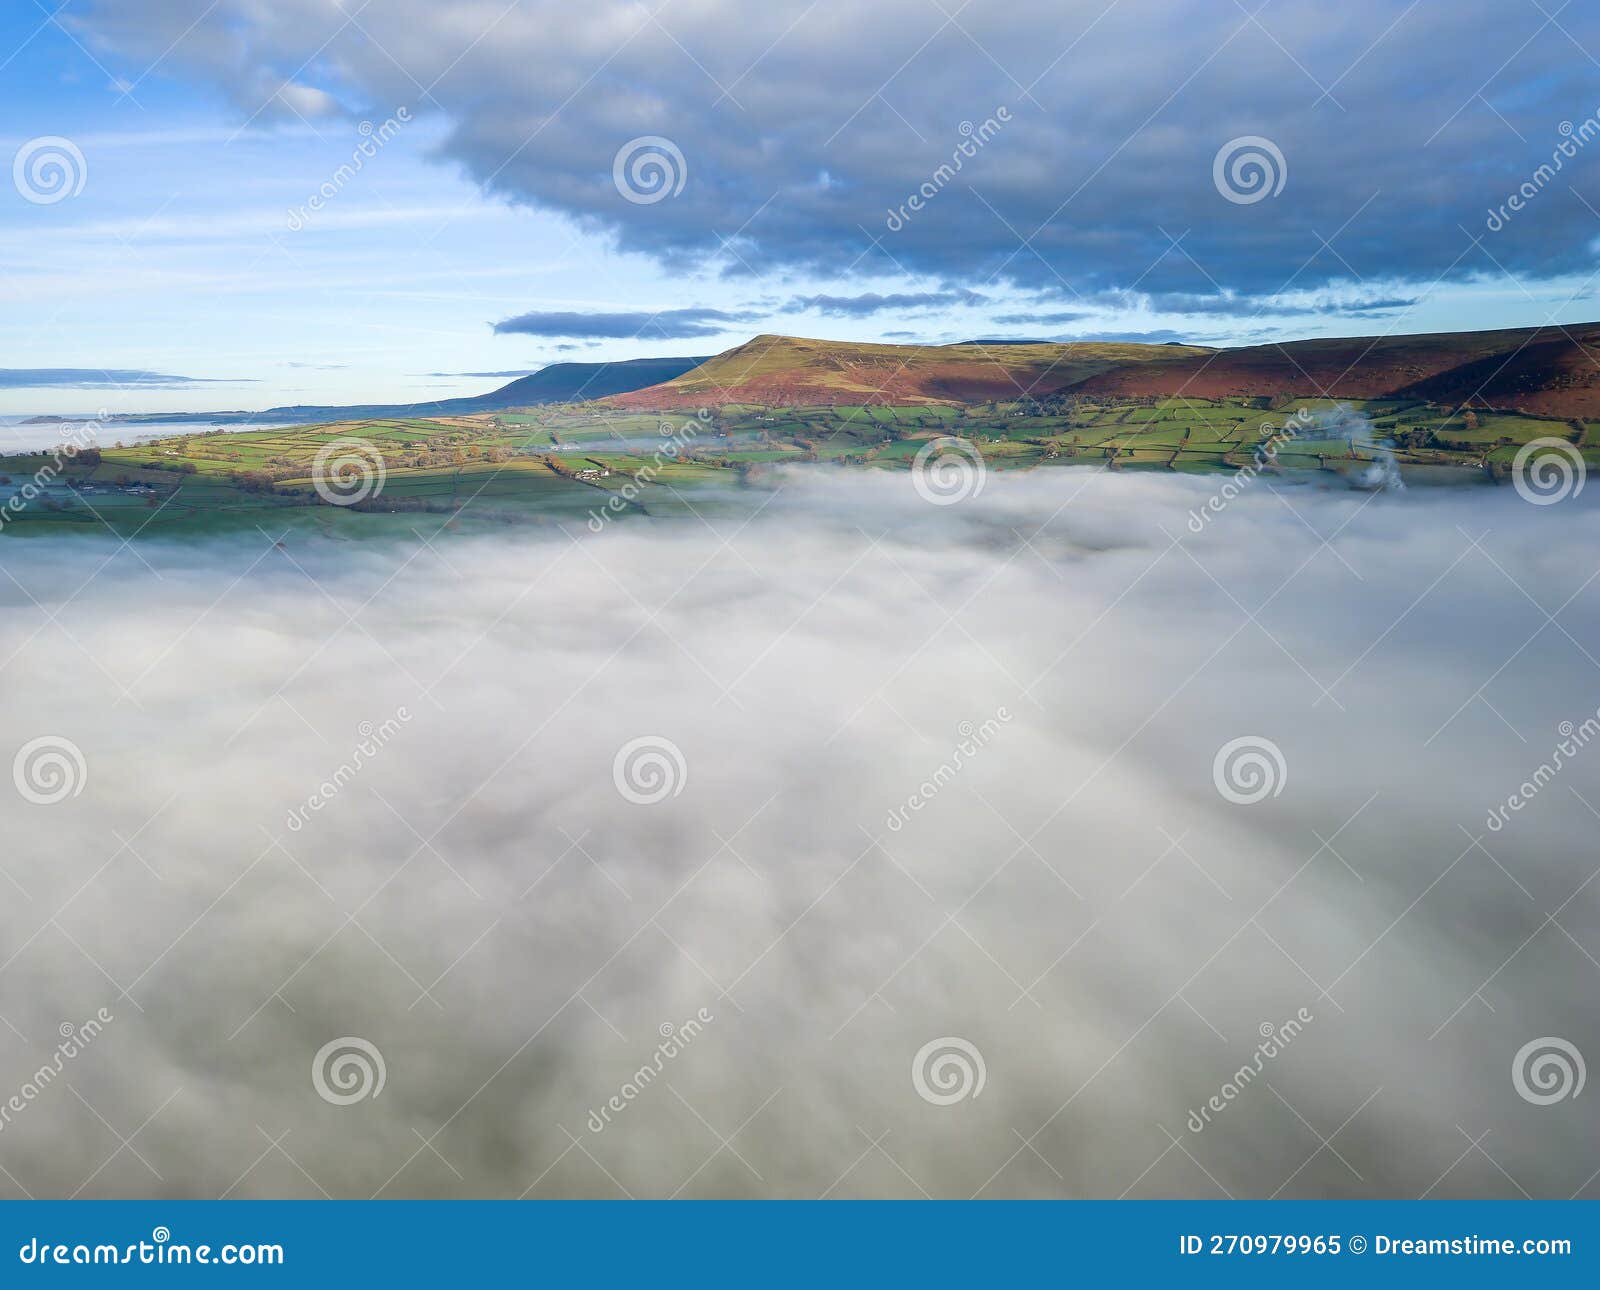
440, 356, 713, 410
605, 334, 1213, 409
113, 355, 710, 427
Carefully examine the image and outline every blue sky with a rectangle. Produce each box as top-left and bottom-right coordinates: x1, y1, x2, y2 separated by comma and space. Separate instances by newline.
4, 1, 1600, 413
0, 12, 715, 413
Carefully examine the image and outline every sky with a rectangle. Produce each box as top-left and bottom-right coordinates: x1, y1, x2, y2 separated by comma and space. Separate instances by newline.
3, 0, 1600, 413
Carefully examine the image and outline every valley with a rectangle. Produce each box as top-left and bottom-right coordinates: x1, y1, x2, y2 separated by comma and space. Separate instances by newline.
4, 327, 1596, 535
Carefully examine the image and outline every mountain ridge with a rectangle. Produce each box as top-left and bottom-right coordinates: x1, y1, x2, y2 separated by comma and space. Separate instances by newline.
604, 334, 1215, 410
1068, 321, 1600, 417
111, 355, 710, 426
601, 324, 1600, 418
97, 321, 1600, 426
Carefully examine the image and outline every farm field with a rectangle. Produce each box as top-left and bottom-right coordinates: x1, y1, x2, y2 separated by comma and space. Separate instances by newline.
1, 395, 1590, 535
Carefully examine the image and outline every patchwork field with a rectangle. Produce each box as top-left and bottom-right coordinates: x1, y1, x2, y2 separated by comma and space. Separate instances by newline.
2, 392, 1592, 536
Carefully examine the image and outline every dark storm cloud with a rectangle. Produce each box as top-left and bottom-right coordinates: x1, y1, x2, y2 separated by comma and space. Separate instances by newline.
490, 307, 761, 340
0, 368, 251, 389
74, 0, 1600, 308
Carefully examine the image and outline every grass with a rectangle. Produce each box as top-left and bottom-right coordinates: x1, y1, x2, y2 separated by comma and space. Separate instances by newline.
611, 334, 1218, 407
3, 395, 1591, 536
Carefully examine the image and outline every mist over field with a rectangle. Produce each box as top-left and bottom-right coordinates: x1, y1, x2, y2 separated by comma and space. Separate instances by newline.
1, 468, 1596, 1199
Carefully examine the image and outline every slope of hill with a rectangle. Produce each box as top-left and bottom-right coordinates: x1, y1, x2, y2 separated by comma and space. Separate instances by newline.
101, 322, 1600, 430
113, 356, 710, 427
1070, 323, 1600, 417
454, 356, 712, 409
605, 334, 1215, 409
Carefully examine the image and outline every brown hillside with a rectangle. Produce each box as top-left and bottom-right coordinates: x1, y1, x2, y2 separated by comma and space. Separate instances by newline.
605, 334, 1213, 409
604, 324, 1600, 418
1072, 322, 1600, 416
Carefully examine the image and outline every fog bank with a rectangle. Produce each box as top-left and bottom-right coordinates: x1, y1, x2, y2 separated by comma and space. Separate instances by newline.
0, 467, 1596, 1198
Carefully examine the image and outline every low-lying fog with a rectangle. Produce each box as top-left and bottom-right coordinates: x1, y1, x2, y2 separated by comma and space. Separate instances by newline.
1, 467, 1596, 1198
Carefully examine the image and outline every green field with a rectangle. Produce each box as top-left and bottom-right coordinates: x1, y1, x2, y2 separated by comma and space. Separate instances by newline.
2, 396, 1591, 536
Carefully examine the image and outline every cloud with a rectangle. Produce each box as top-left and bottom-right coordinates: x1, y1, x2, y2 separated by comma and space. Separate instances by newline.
990, 311, 1091, 326
1, 472, 1595, 1197
272, 81, 342, 120
785, 289, 988, 317
0, 369, 251, 389
1090, 288, 1423, 319
491, 308, 759, 339
75, 0, 1600, 307
997, 287, 1423, 328
418, 369, 542, 378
